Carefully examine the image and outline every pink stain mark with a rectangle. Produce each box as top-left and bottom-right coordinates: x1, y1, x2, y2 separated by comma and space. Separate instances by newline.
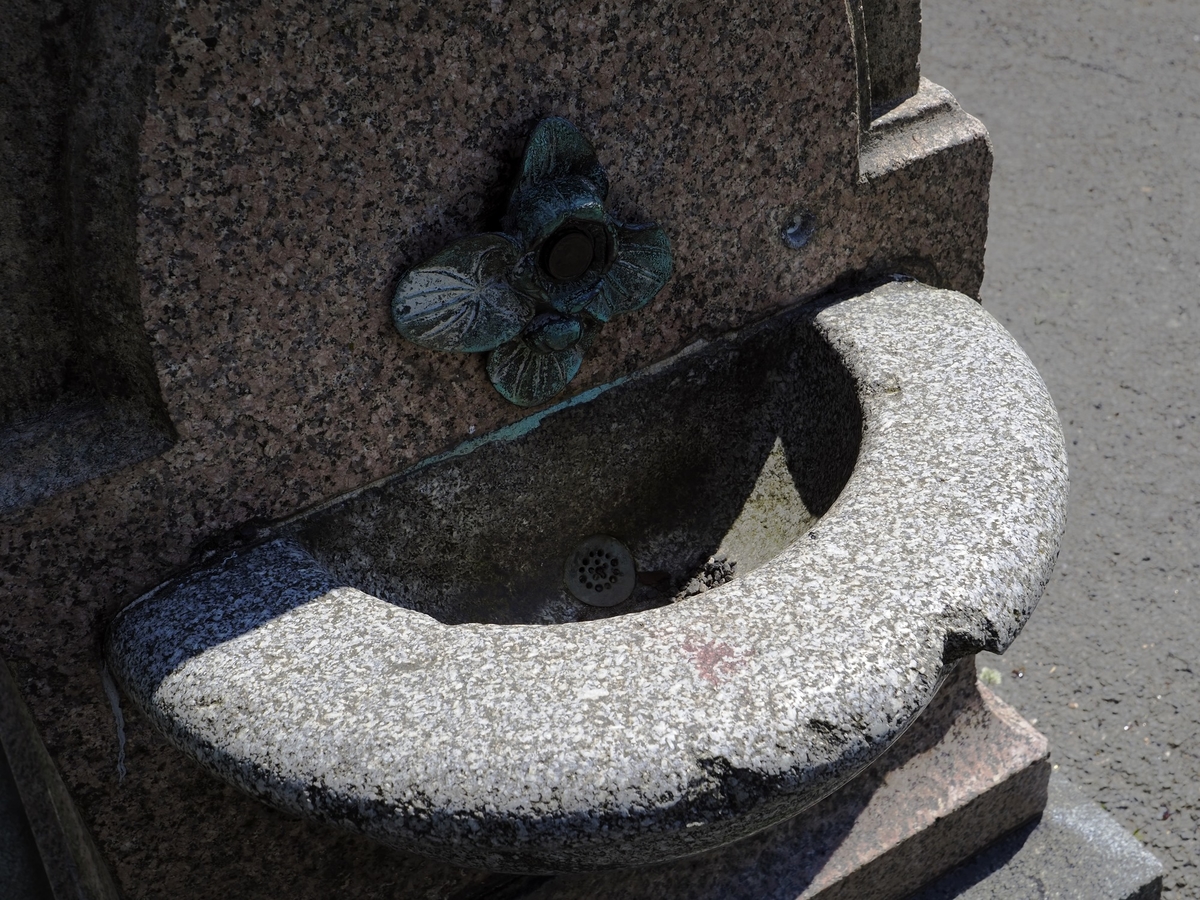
681, 637, 753, 686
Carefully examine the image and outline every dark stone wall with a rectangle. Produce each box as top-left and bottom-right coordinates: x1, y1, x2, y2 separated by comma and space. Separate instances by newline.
862, 0, 923, 113
0, 0, 174, 515
0, 0, 989, 895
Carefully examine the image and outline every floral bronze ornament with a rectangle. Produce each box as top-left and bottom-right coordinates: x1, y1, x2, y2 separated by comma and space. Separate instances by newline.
391, 118, 672, 407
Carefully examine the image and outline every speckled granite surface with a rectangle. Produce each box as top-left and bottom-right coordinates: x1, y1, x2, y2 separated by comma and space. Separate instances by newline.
0, 657, 119, 900
108, 282, 1067, 872
913, 771, 1163, 900
522, 658, 1051, 899
0, 0, 1000, 893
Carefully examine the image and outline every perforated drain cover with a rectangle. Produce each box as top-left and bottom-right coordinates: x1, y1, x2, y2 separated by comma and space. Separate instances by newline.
564, 536, 637, 607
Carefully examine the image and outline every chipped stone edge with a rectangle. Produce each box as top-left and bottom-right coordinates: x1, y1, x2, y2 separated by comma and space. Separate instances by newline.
107, 281, 1068, 873
860, 78, 991, 181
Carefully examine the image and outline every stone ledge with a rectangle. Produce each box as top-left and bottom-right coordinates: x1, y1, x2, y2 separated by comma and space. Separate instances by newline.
860, 78, 991, 181
513, 659, 1049, 899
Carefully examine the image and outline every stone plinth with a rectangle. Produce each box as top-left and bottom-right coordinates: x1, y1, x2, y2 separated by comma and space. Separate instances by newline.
0, 0, 1001, 895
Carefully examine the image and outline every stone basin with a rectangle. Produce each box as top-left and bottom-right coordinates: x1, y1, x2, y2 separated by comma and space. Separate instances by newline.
106, 280, 1068, 874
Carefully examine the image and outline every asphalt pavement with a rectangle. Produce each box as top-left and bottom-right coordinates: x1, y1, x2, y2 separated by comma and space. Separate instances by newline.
920, 0, 1200, 896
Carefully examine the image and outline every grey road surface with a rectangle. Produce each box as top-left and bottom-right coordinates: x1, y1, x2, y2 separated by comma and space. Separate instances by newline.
921, 0, 1200, 896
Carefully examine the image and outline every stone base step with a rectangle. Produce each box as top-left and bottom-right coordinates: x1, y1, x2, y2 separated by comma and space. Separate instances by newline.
912, 770, 1163, 900
486, 657, 1052, 899
462, 660, 1161, 900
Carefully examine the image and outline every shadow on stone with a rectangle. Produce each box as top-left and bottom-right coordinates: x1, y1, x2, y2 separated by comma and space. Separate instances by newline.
294, 302, 862, 626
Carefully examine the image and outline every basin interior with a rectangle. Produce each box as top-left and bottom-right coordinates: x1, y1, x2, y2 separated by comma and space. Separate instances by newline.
292, 308, 862, 625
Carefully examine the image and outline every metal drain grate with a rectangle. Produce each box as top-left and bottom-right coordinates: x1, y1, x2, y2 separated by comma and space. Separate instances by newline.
564, 536, 637, 607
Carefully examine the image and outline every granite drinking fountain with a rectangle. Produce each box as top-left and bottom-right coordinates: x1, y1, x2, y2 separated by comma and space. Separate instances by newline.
106, 270, 1068, 878
4, 0, 1160, 897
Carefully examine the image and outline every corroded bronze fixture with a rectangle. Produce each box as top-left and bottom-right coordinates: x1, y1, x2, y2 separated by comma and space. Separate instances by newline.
391, 118, 672, 407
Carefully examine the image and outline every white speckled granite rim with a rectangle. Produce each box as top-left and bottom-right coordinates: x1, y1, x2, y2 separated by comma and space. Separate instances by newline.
106, 282, 1068, 873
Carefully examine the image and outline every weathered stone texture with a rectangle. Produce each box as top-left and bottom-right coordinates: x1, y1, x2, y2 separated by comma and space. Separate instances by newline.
0, 1, 996, 896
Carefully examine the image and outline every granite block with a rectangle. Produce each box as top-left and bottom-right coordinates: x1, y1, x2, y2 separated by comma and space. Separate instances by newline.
912, 771, 1164, 900
0, 656, 119, 900
516, 658, 1050, 899
0, 0, 174, 515
0, 0, 1003, 893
